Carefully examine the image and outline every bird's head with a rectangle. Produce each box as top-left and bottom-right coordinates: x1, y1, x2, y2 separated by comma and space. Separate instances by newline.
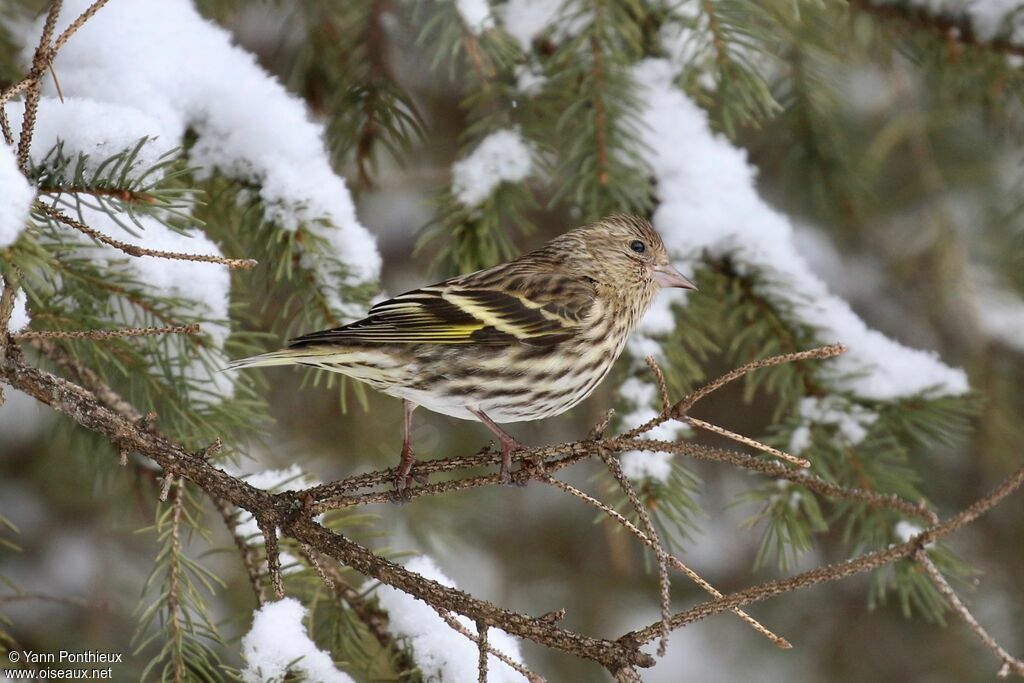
559, 215, 697, 292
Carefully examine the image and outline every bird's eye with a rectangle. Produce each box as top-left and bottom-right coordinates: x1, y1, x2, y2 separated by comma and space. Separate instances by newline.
630, 240, 646, 254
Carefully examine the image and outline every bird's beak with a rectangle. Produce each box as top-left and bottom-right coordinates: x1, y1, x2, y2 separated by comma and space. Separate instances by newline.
652, 263, 697, 290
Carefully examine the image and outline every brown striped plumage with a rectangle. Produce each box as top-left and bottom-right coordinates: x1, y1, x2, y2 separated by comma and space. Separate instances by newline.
229, 215, 696, 487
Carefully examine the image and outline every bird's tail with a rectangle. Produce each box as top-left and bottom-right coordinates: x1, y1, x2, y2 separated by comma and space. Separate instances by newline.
224, 348, 311, 371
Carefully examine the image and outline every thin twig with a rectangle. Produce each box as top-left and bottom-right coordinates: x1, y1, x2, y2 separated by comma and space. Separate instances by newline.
17, 0, 63, 172
685, 416, 810, 468
915, 550, 1024, 678
52, 0, 111, 54
622, 464, 1024, 646
259, 518, 284, 599
540, 473, 791, 649
14, 323, 200, 341
215, 498, 266, 607
36, 204, 257, 270
0, 592, 111, 612
597, 448, 672, 657
644, 356, 671, 414
431, 605, 542, 683
477, 620, 489, 683
623, 344, 846, 438
167, 477, 185, 683
0, 105, 13, 146
613, 438, 938, 524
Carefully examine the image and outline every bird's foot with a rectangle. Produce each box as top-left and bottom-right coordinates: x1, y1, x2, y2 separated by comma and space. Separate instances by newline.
499, 438, 526, 487
392, 446, 427, 499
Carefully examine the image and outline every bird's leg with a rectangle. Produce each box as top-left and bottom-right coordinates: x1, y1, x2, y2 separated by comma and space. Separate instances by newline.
395, 400, 422, 492
470, 409, 525, 485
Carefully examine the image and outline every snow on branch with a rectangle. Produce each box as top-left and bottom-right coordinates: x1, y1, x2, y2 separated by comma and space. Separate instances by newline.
455, 0, 496, 35
23, 0, 380, 287
0, 141, 34, 249
631, 58, 969, 402
451, 128, 534, 208
375, 556, 528, 682
241, 597, 355, 683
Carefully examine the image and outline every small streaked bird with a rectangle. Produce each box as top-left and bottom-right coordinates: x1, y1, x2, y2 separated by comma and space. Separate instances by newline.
228, 215, 696, 489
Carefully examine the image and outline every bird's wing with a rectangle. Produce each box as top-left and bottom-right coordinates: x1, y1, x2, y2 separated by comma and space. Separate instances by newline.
287, 271, 595, 348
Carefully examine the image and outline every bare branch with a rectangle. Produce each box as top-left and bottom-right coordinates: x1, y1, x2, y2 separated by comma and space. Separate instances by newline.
598, 447, 672, 656
915, 550, 1024, 678
2, 337, 1018, 677
431, 605, 543, 683
621, 464, 1024, 647
52, 0, 111, 54
623, 344, 846, 438
17, 0, 63, 172
36, 204, 258, 270
540, 473, 791, 649
214, 498, 266, 607
14, 323, 201, 341
685, 416, 810, 468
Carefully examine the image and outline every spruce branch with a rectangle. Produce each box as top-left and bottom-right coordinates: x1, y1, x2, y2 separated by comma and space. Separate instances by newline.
848, 0, 1024, 58
6, 343, 1014, 676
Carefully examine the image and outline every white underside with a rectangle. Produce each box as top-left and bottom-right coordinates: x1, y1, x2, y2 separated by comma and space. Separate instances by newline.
382, 386, 517, 422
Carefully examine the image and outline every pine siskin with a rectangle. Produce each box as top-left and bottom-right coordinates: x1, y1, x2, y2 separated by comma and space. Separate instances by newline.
229, 215, 696, 488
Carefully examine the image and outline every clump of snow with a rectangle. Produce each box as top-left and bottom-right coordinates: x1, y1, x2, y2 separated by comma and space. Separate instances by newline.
788, 396, 879, 455
0, 142, 34, 249
5, 98, 177, 181
621, 450, 674, 483
456, 0, 495, 34
514, 64, 547, 94
375, 556, 528, 682
8, 291, 29, 332
952, 0, 1024, 41
27, 0, 379, 287
451, 129, 533, 208
893, 519, 935, 548
500, 0, 570, 52
631, 58, 969, 401
241, 598, 354, 683
971, 270, 1024, 353
894, 520, 923, 543
617, 377, 687, 483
